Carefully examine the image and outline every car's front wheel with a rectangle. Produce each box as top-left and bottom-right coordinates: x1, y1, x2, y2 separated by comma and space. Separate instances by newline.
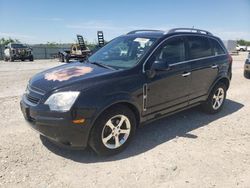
201, 82, 227, 114
29, 56, 34, 61
89, 105, 136, 155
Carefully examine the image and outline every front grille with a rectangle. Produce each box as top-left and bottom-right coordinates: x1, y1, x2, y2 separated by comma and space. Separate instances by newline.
25, 85, 45, 105
26, 94, 40, 104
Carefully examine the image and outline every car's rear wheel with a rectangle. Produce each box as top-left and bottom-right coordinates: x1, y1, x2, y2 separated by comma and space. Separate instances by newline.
201, 82, 227, 114
89, 105, 136, 156
244, 71, 250, 79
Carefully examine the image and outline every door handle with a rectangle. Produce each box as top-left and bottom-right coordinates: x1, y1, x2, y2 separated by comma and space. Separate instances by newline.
182, 72, 191, 77
211, 64, 218, 69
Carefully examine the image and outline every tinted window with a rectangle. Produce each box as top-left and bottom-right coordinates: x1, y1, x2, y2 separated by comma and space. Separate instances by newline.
187, 36, 212, 59
211, 39, 225, 55
10, 43, 26, 48
153, 37, 185, 65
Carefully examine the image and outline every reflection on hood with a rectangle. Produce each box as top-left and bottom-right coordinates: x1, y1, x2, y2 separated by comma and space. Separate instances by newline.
44, 66, 93, 82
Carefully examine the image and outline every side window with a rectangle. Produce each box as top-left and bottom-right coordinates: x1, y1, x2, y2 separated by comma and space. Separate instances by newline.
153, 37, 185, 65
211, 39, 225, 55
187, 36, 213, 59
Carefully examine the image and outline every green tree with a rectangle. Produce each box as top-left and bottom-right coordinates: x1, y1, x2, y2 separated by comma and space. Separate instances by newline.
0, 37, 20, 45
46, 42, 59, 48
237, 39, 250, 46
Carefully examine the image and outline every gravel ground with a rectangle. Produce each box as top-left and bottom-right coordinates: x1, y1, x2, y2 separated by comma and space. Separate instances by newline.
0, 54, 250, 188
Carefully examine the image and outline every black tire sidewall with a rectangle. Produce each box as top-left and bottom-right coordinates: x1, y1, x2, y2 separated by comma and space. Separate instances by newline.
203, 83, 227, 114
29, 56, 34, 61
89, 105, 136, 156
244, 71, 250, 79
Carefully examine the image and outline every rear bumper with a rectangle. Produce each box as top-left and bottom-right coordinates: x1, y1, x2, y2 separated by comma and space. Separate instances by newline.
20, 96, 93, 148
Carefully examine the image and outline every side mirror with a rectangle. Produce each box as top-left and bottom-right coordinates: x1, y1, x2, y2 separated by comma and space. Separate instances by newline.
151, 60, 170, 71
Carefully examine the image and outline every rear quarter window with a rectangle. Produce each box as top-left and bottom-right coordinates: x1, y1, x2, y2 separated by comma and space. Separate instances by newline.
210, 39, 225, 55
187, 36, 213, 60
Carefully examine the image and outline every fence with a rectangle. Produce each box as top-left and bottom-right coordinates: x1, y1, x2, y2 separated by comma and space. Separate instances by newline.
0, 45, 70, 60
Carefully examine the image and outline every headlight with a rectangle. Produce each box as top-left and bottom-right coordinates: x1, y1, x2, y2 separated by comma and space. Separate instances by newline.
45, 91, 80, 112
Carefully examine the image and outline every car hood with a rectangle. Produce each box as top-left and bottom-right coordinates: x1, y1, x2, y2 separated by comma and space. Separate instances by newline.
29, 62, 116, 92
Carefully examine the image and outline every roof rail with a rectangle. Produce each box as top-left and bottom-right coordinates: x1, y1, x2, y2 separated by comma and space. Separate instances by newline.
167, 28, 213, 35
127, 30, 164, 35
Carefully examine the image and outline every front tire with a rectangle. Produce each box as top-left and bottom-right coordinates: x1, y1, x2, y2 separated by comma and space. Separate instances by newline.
201, 83, 227, 114
65, 55, 70, 63
29, 56, 34, 61
89, 105, 136, 156
59, 54, 64, 62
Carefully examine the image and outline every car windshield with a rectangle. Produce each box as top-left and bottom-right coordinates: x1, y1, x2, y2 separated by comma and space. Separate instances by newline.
11, 43, 27, 48
88, 36, 157, 69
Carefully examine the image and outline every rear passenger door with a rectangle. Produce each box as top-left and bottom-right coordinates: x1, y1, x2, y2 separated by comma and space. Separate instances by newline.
186, 35, 218, 102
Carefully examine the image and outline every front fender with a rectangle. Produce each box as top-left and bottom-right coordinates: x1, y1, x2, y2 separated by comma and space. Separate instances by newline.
89, 92, 141, 126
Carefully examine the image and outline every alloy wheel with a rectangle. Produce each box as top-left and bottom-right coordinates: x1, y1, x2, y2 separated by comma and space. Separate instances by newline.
101, 115, 131, 149
212, 87, 225, 110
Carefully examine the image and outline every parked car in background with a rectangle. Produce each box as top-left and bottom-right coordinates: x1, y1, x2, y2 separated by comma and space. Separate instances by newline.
223, 40, 238, 55
244, 52, 250, 78
236, 45, 247, 51
247, 46, 250, 52
4, 43, 34, 62
20, 28, 232, 155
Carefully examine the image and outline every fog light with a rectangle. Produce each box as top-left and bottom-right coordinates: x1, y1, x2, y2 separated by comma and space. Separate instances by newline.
72, 118, 85, 124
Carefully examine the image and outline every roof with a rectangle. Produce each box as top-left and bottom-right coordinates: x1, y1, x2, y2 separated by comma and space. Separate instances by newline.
126, 28, 217, 40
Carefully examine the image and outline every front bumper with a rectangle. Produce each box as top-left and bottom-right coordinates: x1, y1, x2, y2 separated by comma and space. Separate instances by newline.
20, 95, 93, 148
13, 54, 32, 59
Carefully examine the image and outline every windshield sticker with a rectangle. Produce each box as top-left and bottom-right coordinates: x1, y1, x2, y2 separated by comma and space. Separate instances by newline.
134, 38, 150, 43
44, 66, 93, 82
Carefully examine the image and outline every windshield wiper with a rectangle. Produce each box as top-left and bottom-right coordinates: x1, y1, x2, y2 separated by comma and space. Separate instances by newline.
89, 61, 117, 70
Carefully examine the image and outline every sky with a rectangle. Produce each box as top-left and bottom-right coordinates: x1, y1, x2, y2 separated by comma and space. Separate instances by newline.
0, 0, 250, 44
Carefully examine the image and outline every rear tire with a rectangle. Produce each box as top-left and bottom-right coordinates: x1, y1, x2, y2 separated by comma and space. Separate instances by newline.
89, 105, 136, 156
244, 71, 250, 79
201, 83, 227, 114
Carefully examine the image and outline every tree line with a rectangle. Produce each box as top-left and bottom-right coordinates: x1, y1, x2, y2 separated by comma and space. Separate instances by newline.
1, 37, 250, 47
0, 37, 99, 50
237, 39, 250, 46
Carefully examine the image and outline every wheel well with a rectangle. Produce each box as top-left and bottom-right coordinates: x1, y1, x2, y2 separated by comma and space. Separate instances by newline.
218, 78, 230, 90
101, 102, 141, 127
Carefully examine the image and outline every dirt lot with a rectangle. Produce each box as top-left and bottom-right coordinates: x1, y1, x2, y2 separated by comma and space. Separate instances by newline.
0, 53, 250, 188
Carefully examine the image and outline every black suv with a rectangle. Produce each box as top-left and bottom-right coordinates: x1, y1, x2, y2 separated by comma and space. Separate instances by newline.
20, 28, 232, 155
